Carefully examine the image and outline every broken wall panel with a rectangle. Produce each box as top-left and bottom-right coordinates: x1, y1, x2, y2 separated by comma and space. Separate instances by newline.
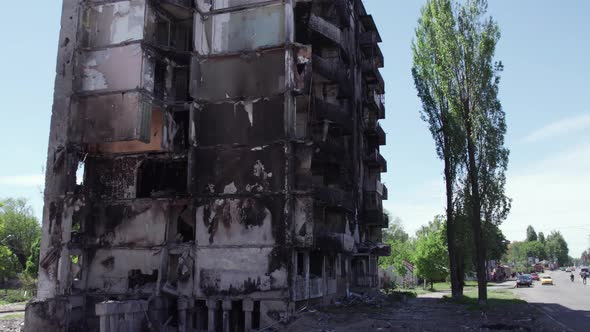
85, 202, 169, 247
195, 96, 285, 146
190, 49, 286, 101
193, 3, 287, 55
191, 145, 285, 195
85, 249, 162, 294
88, 108, 165, 154
293, 196, 314, 247
82, 0, 147, 48
76, 92, 152, 143
78, 44, 149, 93
84, 156, 140, 200
196, 195, 286, 245
196, 247, 288, 296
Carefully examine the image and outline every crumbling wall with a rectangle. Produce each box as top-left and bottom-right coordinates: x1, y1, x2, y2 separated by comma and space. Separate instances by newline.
28, 1, 389, 331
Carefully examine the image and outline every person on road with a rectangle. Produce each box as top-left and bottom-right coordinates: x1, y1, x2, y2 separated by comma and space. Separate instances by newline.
583, 272, 588, 285
570, 272, 575, 282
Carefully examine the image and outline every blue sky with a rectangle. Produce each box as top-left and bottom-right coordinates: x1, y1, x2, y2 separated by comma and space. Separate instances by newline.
0, 1, 589, 256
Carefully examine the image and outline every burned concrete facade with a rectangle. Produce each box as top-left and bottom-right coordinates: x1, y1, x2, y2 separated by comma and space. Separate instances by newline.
26, 0, 388, 331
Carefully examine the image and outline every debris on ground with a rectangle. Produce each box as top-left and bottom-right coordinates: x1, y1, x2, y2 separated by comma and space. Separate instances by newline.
283, 294, 560, 331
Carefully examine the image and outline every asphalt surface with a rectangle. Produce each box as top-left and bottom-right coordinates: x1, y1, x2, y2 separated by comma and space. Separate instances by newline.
511, 270, 590, 332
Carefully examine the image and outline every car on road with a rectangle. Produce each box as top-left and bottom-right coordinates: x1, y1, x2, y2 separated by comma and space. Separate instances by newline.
565, 267, 571, 272
531, 272, 540, 281
516, 274, 533, 288
540, 275, 553, 285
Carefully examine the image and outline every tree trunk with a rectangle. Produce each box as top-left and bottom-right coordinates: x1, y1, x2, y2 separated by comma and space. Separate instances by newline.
444, 157, 461, 299
465, 117, 487, 305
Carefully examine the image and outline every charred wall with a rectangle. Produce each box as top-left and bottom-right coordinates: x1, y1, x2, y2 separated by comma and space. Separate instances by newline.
27, 1, 388, 331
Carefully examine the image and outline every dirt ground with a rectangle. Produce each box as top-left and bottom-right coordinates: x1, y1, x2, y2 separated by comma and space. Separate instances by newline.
283, 295, 561, 332
0, 313, 23, 332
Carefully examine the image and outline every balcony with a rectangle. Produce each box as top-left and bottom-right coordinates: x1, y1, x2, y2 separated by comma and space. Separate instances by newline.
314, 136, 347, 161
313, 55, 353, 97
153, 0, 193, 20
360, 14, 379, 35
314, 186, 354, 212
309, 277, 324, 299
363, 209, 387, 228
316, 232, 355, 253
354, 274, 378, 288
358, 242, 391, 257
364, 149, 387, 173
364, 179, 385, 197
309, 14, 345, 52
313, 98, 352, 132
364, 89, 385, 119
364, 117, 386, 146
363, 62, 385, 94
359, 31, 382, 48
364, 190, 382, 211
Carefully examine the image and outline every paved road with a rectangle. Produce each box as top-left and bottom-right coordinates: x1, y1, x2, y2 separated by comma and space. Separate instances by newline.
512, 270, 590, 331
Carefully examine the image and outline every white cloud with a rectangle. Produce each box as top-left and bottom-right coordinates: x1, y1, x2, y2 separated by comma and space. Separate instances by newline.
502, 143, 590, 256
385, 142, 590, 256
521, 113, 590, 143
0, 174, 44, 187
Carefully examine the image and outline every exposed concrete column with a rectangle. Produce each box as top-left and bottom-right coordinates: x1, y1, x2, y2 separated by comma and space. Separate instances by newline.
207, 299, 218, 332
37, 0, 82, 301
178, 297, 195, 332
322, 254, 327, 298
303, 252, 310, 299
222, 299, 232, 332
243, 299, 254, 332
195, 301, 206, 330
96, 300, 148, 332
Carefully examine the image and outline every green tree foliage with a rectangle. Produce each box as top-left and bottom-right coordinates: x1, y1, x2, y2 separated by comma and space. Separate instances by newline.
0, 245, 20, 281
526, 225, 537, 242
25, 237, 41, 277
412, 0, 466, 299
380, 217, 414, 277
382, 216, 409, 243
413, 0, 508, 304
0, 198, 42, 269
413, 222, 449, 288
546, 231, 569, 265
538, 232, 545, 244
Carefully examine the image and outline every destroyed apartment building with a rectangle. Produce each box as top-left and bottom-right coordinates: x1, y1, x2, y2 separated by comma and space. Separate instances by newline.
25, 0, 388, 331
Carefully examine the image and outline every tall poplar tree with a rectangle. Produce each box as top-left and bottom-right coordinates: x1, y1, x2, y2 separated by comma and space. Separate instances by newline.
412, 0, 466, 299
413, 0, 507, 304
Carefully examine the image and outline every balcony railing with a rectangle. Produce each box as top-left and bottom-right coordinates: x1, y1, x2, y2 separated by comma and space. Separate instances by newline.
364, 191, 383, 212
364, 117, 386, 146
359, 31, 381, 48
364, 89, 385, 119
364, 149, 387, 172
364, 179, 384, 196
314, 98, 352, 132
354, 274, 378, 288
310, 14, 343, 49
313, 55, 353, 97
314, 186, 355, 211
310, 277, 324, 299
316, 232, 355, 253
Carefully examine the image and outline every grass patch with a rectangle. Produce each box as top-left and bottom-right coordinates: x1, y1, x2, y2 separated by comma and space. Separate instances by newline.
409, 280, 479, 294
442, 289, 525, 311
384, 290, 418, 301
0, 312, 25, 321
0, 289, 32, 304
